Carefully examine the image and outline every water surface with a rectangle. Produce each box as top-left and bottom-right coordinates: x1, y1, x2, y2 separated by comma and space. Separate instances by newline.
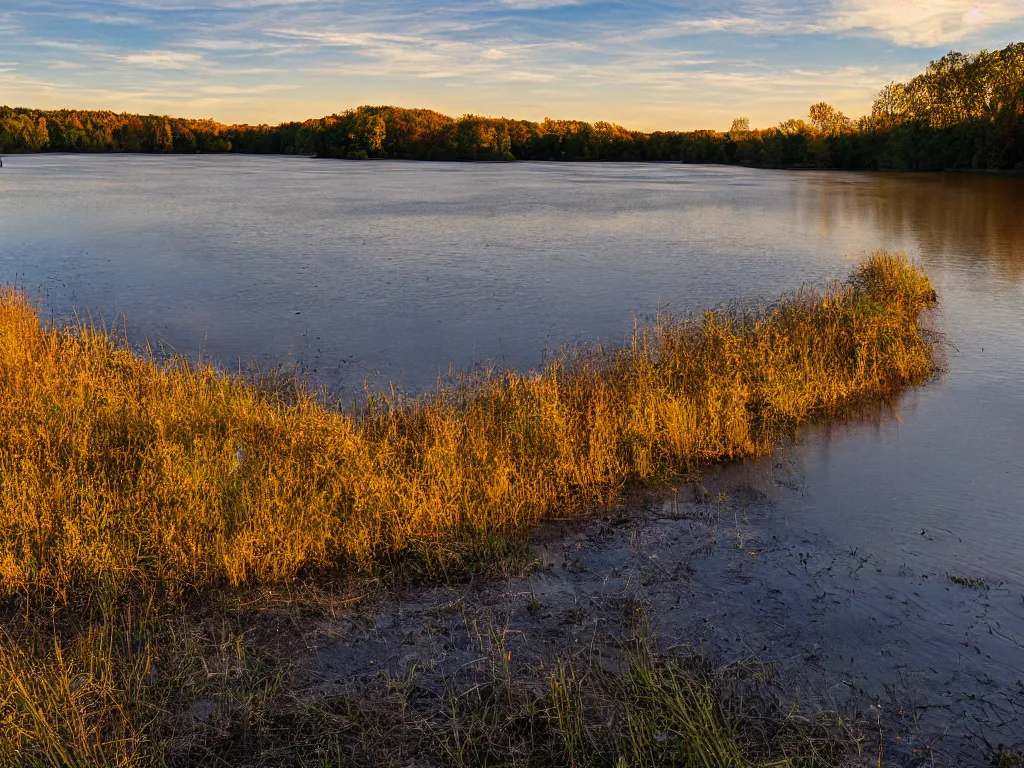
1, 155, 1022, 753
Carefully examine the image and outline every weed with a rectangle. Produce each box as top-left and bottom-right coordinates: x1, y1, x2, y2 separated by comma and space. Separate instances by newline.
948, 574, 990, 590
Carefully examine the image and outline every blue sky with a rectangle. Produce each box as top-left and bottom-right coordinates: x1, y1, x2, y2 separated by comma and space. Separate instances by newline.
2, 1, 1024, 130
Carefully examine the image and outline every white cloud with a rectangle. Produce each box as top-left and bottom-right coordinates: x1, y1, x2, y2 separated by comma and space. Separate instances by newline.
64, 11, 151, 26
197, 84, 286, 94
34, 39, 111, 53
831, 0, 1024, 46
498, 0, 580, 8
496, 69, 557, 82
0, 10, 19, 32
637, 1, 1024, 46
186, 39, 286, 52
273, 29, 425, 48
122, 50, 203, 68
665, 15, 825, 36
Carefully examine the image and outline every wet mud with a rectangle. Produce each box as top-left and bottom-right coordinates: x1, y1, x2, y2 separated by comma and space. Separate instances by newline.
308, 452, 1022, 767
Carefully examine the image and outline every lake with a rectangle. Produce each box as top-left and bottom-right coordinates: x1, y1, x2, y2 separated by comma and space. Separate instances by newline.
2, 155, 1022, 751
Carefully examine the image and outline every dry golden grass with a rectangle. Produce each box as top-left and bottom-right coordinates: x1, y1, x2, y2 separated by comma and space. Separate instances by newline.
0, 252, 936, 766
0, 252, 936, 607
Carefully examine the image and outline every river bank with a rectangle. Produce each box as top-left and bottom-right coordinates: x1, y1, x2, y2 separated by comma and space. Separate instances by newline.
0, 254, 956, 766
308, 452, 1023, 765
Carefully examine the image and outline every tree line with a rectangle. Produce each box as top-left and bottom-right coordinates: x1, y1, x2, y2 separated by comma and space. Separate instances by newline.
0, 109, 304, 155
3, 42, 1023, 170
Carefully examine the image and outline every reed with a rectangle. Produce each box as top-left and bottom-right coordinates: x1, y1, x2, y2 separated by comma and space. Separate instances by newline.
0, 252, 936, 607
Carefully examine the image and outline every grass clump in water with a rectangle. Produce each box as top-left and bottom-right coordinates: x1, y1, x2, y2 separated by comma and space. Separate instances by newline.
997, 750, 1024, 767
947, 574, 990, 590
0, 252, 938, 766
0, 252, 936, 605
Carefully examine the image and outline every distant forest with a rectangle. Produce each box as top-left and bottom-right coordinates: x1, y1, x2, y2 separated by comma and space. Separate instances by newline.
3, 43, 1024, 171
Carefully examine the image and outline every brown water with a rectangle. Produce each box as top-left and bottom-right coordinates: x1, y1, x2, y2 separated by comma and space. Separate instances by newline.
2, 156, 1022, 758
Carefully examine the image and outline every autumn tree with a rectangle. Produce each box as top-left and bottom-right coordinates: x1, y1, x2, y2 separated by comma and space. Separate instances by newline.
808, 103, 851, 135
729, 117, 750, 134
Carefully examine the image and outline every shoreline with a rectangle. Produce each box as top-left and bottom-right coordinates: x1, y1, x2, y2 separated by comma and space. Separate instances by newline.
303, 443, 1016, 764
1, 254, 982, 766
5, 150, 1024, 175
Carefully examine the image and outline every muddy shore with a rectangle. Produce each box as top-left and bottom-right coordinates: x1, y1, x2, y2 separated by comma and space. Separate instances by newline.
295, 449, 1021, 767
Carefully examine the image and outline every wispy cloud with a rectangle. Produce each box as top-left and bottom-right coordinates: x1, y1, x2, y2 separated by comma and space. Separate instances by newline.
0, 11, 21, 34
185, 39, 287, 52
122, 50, 203, 69
661, 14, 825, 37
497, 69, 557, 82
831, 0, 1024, 46
5, 0, 1024, 128
34, 39, 113, 54
498, 0, 581, 8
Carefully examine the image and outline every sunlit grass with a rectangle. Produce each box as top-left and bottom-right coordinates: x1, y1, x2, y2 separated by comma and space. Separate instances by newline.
0, 252, 937, 765
0, 252, 936, 607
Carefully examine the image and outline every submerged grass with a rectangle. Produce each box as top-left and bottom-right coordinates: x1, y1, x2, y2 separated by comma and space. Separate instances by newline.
0, 251, 936, 606
947, 574, 990, 590
0, 252, 938, 766
0, 605, 862, 768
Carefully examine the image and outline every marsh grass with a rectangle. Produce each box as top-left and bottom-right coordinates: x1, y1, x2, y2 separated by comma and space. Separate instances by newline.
0, 251, 936, 607
0, 606, 863, 767
997, 750, 1024, 767
0, 252, 936, 765
393, 632, 861, 768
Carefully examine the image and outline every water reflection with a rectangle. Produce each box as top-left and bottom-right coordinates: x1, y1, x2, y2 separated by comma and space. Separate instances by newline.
807, 172, 1024, 279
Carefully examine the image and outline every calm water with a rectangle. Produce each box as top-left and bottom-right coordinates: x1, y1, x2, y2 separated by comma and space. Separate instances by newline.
2, 155, 1022, 749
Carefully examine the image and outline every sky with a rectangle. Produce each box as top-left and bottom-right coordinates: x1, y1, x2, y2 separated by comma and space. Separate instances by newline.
2, 1, 1024, 131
